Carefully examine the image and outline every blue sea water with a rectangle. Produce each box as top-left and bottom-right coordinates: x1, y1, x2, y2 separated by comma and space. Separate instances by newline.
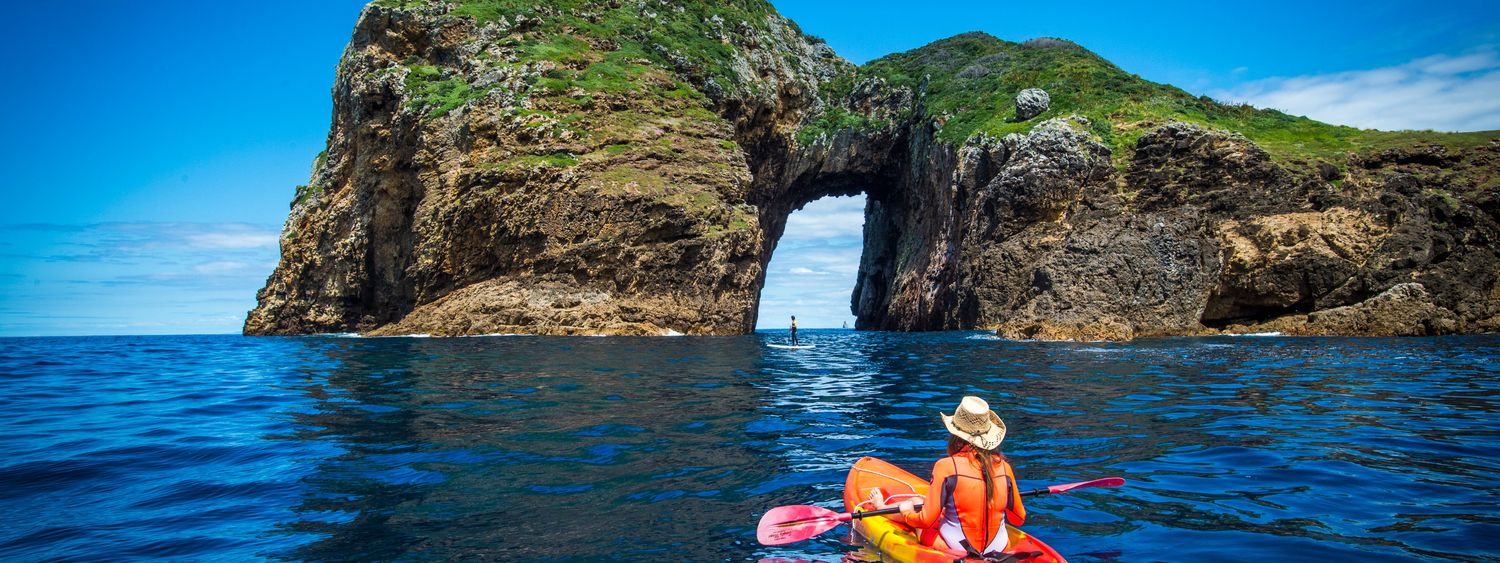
1, 330, 1497, 561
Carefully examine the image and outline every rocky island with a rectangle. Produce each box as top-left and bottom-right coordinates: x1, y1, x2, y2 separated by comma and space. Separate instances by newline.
246, 0, 1500, 339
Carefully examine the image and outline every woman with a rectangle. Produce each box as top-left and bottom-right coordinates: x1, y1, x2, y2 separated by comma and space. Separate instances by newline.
876, 396, 1026, 557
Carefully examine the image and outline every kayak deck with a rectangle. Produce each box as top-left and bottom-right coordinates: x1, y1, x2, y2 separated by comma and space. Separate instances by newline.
842, 456, 1066, 563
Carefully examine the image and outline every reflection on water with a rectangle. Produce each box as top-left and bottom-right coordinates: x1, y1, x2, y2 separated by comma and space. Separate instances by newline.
0, 332, 1497, 561
281, 336, 775, 561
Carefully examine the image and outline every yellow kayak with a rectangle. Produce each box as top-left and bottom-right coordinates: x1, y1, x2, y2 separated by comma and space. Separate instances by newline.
842, 456, 1067, 563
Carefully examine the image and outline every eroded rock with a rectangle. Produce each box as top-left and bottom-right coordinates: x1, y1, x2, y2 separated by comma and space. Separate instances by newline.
1129, 121, 1292, 214
1224, 283, 1458, 336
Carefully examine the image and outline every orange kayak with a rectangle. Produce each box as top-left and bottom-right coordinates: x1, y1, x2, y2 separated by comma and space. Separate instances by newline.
842, 456, 1067, 563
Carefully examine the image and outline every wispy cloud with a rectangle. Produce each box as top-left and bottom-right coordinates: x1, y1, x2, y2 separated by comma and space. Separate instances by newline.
783, 196, 866, 241
192, 260, 257, 274
1213, 47, 1500, 131
186, 230, 279, 250
1, 222, 281, 263
0, 222, 279, 335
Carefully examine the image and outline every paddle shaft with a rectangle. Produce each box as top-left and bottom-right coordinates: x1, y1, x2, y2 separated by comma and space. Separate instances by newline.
856, 486, 1055, 518
848, 506, 903, 519
863, 477, 1115, 514
857, 477, 1121, 517
758, 476, 1124, 545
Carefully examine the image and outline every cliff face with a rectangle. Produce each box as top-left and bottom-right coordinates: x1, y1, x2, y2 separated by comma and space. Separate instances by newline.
851, 116, 1500, 339
248, 2, 1500, 339
893, 119, 1500, 339
247, 1, 859, 335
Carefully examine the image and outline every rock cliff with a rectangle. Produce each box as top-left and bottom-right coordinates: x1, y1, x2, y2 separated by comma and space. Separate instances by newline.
247, 1, 1500, 339
247, 0, 854, 336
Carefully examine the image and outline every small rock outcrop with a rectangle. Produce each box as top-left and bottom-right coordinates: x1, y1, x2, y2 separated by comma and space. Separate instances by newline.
1226, 283, 1458, 336
1014, 88, 1049, 121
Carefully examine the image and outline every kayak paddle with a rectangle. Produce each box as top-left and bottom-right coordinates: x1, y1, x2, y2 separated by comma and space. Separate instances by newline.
756, 476, 1125, 546
1019, 476, 1125, 497
757, 504, 901, 545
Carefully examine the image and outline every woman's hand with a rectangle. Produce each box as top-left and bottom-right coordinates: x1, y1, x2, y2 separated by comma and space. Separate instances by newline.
897, 500, 918, 519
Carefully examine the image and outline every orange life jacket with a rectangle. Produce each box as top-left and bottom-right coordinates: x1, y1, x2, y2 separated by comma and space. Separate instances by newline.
906, 450, 1026, 551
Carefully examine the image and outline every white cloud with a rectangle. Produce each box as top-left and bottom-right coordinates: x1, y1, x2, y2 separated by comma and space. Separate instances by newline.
192, 260, 254, 274
785, 243, 863, 275
186, 230, 279, 249
782, 195, 866, 241
788, 266, 824, 275
1, 222, 282, 261
0, 222, 280, 335
1212, 47, 1500, 132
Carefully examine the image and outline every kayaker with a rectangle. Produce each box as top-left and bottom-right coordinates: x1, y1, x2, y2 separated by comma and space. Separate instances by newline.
872, 396, 1026, 558
790, 315, 798, 345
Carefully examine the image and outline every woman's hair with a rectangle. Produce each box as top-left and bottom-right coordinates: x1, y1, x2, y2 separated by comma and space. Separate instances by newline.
947, 435, 1003, 506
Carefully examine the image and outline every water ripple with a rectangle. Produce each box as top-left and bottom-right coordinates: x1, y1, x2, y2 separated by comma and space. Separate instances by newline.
0, 332, 1496, 560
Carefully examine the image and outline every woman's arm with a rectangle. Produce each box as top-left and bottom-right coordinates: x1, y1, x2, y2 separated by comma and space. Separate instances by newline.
898, 459, 951, 529
1003, 460, 1026, 525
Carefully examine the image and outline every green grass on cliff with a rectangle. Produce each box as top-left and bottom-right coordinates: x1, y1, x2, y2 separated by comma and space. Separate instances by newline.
440, 0, 788, 97
389, 0, 801, 144
852, 33, 1497, 165
485, 153, 579, 171
795, 107, 891, 146
405, 64, 485, 118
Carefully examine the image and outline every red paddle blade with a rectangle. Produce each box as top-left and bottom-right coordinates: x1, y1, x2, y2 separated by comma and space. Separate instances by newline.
1047, 477, 1125, 494
756, 505, 847, 545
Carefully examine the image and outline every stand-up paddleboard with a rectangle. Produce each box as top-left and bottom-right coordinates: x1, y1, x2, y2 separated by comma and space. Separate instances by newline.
767, 343, 814, 349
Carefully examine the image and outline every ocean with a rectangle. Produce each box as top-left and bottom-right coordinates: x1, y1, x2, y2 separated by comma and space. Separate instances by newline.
1, 330, 1497, 561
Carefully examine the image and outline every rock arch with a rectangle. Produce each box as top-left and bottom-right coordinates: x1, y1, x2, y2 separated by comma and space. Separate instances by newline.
245, 4, 1498, 339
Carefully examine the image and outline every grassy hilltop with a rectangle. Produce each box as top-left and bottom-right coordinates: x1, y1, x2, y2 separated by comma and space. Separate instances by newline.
381, 1, 1495, 171
826, 32, 1495, 167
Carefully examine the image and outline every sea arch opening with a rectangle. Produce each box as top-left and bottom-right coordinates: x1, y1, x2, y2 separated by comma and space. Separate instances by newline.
753, 194, 868, 331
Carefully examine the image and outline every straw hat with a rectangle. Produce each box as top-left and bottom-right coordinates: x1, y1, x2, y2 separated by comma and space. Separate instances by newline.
941, 396, 1007, 450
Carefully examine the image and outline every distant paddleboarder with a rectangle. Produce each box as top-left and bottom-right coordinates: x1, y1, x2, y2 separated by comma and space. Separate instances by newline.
790, 315, 799, 345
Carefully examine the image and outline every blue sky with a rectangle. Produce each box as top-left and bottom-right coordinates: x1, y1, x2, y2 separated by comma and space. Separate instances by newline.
2, 1, 1497, 335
